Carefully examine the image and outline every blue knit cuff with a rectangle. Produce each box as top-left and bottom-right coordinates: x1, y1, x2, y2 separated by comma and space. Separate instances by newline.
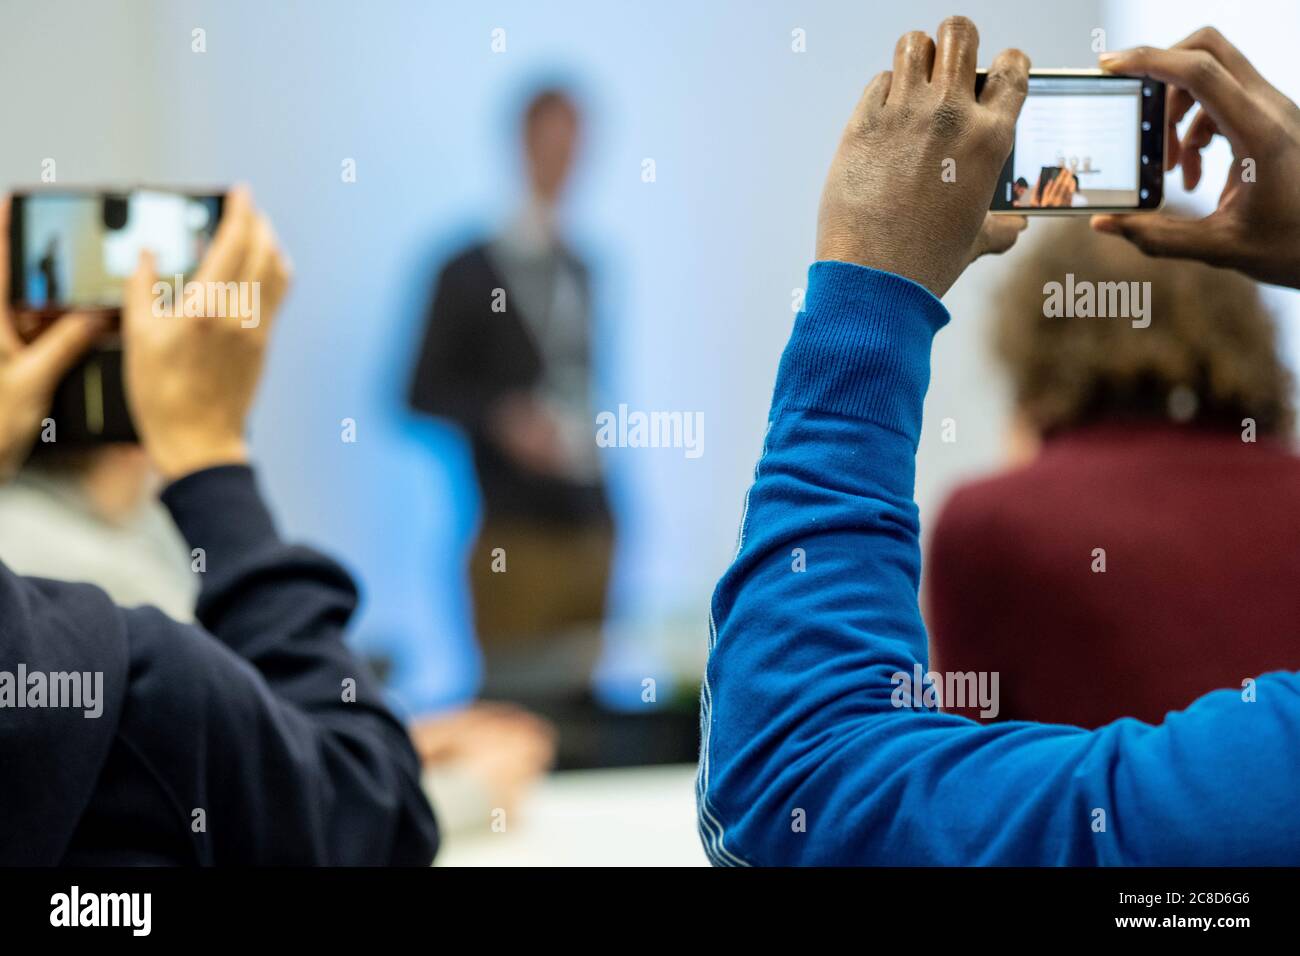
773, 261, 950, 446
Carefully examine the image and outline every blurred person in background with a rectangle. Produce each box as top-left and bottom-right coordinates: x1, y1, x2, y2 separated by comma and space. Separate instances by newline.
926, 218, 1300, 728
409, 87, 613, 700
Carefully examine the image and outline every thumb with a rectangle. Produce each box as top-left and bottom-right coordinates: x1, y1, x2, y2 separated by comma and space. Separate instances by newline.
18, 311, 110, 392
970, 214, 1028, 262
1091, 212, 1225, 262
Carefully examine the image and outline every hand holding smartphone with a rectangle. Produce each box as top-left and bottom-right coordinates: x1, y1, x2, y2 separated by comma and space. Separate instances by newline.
6, 188, 225, 447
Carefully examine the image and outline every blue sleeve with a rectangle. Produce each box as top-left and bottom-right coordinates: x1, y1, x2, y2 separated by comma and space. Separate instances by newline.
697, 260, 1300, 866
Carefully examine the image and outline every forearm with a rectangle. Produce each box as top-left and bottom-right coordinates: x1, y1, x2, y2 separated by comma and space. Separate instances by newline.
162, 465, 357, 664
160, 465, 415, 754
153, 465, 438, 863
699, 261, 1300, 865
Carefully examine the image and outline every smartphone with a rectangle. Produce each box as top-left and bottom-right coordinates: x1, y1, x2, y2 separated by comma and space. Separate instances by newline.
1036, 165, 1063, 196
977, 70, 1165, 214
9, 187, 224, 447
9, 188, 223, 317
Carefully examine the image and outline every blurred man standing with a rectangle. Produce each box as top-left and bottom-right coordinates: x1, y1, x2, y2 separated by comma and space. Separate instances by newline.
409, 88, 612, 695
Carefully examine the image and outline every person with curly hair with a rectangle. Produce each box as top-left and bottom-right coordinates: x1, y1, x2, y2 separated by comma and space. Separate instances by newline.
926, 218, 1300, 728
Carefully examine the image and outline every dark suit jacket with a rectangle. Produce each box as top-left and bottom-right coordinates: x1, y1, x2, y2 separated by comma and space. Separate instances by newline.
409, 242, 609, 524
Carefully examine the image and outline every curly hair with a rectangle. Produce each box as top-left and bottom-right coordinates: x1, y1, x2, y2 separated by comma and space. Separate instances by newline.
993, 217, 1295, 437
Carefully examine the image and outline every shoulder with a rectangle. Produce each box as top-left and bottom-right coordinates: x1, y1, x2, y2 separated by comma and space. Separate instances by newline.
926, 465, 1057, 585
444, 241, 495, 274
931, 469, 1028, 549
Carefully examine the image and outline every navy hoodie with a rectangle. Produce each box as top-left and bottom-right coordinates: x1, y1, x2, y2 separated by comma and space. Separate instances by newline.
0, 465, 439, 865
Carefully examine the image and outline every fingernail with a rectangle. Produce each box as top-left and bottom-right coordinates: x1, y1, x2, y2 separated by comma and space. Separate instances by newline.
1092, 216, 1118, 234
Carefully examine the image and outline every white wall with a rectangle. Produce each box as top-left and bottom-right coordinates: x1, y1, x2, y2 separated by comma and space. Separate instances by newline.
0, 1, 158, 185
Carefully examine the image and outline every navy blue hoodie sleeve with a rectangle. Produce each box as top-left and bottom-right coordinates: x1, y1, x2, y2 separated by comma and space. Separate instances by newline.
697, 261, 1300, 866
1, 465, 438, 865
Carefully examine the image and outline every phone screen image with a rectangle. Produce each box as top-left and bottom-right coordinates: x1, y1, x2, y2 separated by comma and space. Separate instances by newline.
11, 189, 223, 313
985, 73, 1164, 213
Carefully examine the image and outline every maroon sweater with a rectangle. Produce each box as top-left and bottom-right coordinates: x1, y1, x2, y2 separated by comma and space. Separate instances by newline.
925, 422, 1300, 728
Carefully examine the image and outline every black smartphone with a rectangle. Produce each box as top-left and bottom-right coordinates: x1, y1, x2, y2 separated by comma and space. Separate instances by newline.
976, 70, 1166, 214
9, 187, 224, 447
1036, 165, 1063, 195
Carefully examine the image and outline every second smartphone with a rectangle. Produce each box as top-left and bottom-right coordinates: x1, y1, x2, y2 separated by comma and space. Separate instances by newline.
8, 188, 225, 446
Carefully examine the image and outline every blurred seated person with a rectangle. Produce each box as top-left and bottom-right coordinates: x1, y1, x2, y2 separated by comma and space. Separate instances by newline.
926, 218, 1300, 728
409, 87, 612, 696
0, 443, 195, 620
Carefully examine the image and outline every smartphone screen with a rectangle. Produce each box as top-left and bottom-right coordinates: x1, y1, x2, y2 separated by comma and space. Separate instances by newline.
982, 72, 1165, 213
9, 189, 223, 314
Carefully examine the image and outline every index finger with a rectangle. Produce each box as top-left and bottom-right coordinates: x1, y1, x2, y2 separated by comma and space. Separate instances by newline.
1174, 26, 1267, 90
1099, 46, 1258, 150
193, 185, 255, 287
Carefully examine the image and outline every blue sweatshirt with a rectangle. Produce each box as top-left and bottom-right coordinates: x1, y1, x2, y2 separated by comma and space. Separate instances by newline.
698, 261, 1300, 866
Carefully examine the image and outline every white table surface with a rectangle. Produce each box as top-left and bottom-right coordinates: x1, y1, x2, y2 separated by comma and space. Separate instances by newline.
434, 763, 708, 867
